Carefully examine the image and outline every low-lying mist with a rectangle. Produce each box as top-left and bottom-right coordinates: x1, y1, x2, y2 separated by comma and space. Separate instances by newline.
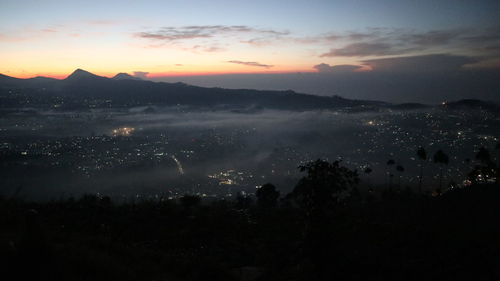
1, 106, 498, 200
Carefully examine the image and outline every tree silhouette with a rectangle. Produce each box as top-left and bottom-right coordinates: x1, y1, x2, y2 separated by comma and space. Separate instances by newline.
433, 150, 449, 190
290, 159, 359, 215
469, 147, 496, 183
396, 164, 405, 188
289, 159, 359, 242
387, 159, 395, 187
476, 147, 492, 166
235, 191, 253, 209
477, 146, 495, 182
180, 194, 201, 210
496, 143, 500, 183
364, 167, 373, 174
256, 183, 280, 208
416, 147, 427, 193
363, 167, 374, 201
289, 159, 358, 278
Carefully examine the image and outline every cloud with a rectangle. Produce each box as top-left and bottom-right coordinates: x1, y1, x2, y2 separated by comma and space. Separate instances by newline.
320, 42, 409, 57
464, 58, 500, 69
362, 54, 478, 73
133, 71, 149, 79
241, 38, 274, 46
136, 25, 288, 43
313, 63, 362, 73
315, 28, 388, 43
318, 27, 500, 58
461, 27, 500, 44
191, 45, 225, 53
405, 30, 460, 47
227, 60, 274, 68
137, 30, 211, 41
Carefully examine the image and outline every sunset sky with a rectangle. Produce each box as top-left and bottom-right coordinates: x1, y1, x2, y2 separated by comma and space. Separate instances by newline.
1, 0, 499, 80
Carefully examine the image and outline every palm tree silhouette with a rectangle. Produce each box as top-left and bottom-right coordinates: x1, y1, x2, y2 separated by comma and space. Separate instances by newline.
396, 164, 405, 188
386, 159, 395, 188
496, 143, 500, 183
416, 147, 427, 193
364, 166, 374, 195
433, 150, 449, 190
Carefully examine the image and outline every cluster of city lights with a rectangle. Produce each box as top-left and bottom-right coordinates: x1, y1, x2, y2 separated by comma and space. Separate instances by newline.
112, 127, 135, 136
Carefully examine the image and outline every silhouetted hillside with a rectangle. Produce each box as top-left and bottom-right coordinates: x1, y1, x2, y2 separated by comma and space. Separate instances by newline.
389, 102, 430, 110
442, 99, 500, 112
1, 181, 499, 281
112, 73, 142, 81
3, 70, 500, 113
0, 70, 383, 110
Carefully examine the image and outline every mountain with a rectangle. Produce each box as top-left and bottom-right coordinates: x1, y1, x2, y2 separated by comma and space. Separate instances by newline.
0, 73, 59, 89
1, 69, 387, 110
64, 68, 108, 82
389, 102, 430, 110
112, 73, 142, 81
0, 73, 20, 82
442, 99, 500, 112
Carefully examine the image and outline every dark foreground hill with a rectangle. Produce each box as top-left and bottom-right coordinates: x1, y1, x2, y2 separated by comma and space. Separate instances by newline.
1, 183, 499, 281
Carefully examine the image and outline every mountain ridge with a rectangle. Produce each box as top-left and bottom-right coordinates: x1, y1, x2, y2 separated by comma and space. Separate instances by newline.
1, 69, 496, 111
113, 73, 142, 81
65, 68, 108, 81
1, 69, 379, 109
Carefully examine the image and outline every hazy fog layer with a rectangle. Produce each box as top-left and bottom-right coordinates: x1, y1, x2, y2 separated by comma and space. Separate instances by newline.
1, 107, 499, 200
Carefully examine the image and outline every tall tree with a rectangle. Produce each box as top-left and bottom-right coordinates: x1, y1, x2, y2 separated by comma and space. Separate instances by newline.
396, 164, 405, 188
416, 147, 427, 193
469, 147, 496, 183
476, 146, 492, 166
289, 159, 358, 278
496, 143, 500, 184
179, 194, 201, 210
433, 150, 449, 190
290, 159, 359, 215
387, 159, 395, 188
256, 183, 280, 208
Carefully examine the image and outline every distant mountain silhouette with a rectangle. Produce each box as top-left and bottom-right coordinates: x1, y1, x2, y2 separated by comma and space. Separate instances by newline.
442, 99, 500, 112
389, 103, 430, 110
112, 73, 142, 81
0, 73, 27, 85
64, 69, 108, 82
0, 73, 58, 89
1, 69, 496, 111
1, 69, 385, 110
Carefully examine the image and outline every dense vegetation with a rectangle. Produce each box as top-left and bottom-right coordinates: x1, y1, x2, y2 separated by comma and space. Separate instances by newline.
2, 152, 500, 281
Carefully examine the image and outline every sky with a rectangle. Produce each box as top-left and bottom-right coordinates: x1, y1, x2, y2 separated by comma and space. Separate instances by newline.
1, 0, 499, 102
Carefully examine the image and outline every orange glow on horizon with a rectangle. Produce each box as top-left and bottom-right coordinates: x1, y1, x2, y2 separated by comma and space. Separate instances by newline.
10, 71, 116, 80
147, 69, 315, 78
4, 68, 318, 80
